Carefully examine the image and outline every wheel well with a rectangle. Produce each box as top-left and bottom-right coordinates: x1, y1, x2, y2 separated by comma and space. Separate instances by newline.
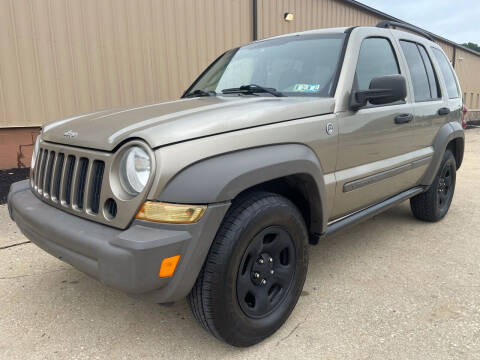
235, 174, 323, 244
446, 137, 464, 169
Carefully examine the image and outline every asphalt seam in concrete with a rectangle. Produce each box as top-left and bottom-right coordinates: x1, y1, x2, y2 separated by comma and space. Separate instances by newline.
276, 314, 309, 346
0, 241, 30, 250
0, 267, 70, 280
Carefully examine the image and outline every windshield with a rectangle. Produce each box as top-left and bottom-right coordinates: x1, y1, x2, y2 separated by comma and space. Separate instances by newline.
185, 33, 346, 97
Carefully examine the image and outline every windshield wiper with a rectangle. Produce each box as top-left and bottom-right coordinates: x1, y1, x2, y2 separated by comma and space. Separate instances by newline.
184, 89, 217, 98
222, 84, 285, 97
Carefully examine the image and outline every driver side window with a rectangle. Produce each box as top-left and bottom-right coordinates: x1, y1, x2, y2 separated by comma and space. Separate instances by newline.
355, 37, 400, 90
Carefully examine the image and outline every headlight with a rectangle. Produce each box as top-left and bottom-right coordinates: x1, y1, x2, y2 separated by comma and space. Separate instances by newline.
31, 134, 41, 169
119, 146, 151, 195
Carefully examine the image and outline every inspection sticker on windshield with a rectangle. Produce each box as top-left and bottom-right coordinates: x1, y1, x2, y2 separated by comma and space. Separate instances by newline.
293, 84, 321, 93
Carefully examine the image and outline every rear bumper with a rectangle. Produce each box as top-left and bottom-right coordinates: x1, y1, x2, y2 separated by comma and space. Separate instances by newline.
7, 180, 229, 303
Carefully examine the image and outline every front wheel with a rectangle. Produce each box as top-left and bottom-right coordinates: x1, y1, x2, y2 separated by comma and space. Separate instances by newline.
410, 149, 456, 222
188, 191, 309, 347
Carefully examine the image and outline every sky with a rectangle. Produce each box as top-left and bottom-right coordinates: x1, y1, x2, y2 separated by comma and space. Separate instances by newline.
357, 0, 480, 45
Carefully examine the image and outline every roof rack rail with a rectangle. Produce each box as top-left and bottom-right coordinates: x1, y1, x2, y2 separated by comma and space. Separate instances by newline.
376, 20, 435, 42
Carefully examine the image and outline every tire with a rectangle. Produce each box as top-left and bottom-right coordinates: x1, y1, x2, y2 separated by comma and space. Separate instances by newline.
410, 149, 456, 222
188, 191, 309, 347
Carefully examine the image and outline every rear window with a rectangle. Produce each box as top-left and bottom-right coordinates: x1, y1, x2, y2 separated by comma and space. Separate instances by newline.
432, 48, 460, 99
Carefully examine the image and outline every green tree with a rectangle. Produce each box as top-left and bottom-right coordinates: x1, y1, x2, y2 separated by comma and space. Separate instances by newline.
462, 42, 480, 52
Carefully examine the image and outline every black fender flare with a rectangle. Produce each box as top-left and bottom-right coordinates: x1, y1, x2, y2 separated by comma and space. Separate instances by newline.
421, 121, 464, 186
157, 144, 327, 232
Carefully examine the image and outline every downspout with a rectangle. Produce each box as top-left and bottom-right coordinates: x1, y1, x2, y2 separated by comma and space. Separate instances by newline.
452, 46, 456, 68
252, 0, 258, 41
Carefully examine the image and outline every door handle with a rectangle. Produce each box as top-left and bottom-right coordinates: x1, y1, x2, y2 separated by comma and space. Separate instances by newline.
394, 113, 413, 124
438, 107, 450, 116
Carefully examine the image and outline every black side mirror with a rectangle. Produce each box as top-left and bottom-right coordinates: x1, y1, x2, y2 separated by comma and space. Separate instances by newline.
350, 75, 407, 110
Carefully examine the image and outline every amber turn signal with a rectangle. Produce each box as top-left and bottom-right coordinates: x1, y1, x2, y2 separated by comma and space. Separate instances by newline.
158, 255, 181, 278
136, 201, 207, 224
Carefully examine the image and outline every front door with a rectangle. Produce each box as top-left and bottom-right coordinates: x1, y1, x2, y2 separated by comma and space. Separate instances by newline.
331, 34, 420, 219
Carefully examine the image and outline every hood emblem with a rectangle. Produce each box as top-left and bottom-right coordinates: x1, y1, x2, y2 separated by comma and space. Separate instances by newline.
64, 130, 78, 138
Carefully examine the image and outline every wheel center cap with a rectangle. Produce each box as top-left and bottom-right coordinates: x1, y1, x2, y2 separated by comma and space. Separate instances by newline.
251, 253, 274, 286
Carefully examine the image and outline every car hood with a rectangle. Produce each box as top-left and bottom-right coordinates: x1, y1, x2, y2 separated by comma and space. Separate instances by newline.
42, 96, 335, 151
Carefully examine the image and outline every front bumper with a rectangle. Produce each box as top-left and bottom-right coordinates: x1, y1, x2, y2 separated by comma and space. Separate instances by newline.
8, 180, 229, 303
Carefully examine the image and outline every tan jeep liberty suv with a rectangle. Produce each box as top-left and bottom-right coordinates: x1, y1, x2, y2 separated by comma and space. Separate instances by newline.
8, 21, 465, 346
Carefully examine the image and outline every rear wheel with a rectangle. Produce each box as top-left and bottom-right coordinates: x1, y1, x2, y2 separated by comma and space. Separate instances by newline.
188, 191, 308, 347
410, 150, 456, 222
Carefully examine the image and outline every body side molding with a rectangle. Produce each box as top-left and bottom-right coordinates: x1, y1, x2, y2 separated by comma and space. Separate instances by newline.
343, 156, 431, 192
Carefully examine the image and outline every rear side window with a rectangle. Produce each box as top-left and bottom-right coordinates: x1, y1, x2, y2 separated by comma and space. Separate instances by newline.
400, 41, 440, 101
418, 46, 440, 99
432, 48, 460, 99
355, 37, 400, 90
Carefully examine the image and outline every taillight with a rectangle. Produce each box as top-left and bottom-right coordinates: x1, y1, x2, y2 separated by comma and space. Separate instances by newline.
461, 104, 468, 129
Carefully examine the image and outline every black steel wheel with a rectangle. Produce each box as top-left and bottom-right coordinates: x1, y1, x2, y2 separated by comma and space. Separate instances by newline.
237, 226, 296, 318
436, 162, 454, 212
188, 191, 308, 347
411, 149, 456, 222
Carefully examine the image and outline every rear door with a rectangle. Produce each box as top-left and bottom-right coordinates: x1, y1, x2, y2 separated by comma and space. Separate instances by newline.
395, 36, 461, 151
429, 47, 463, 139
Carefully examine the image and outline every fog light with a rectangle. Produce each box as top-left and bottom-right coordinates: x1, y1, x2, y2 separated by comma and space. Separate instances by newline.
136, 201, 207, 224
159, 255, 181, 278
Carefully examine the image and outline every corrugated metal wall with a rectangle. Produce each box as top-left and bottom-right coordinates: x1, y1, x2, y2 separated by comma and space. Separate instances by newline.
257, 0, 381, 38
456, 48, 480, 109
0, 0, 479, 131
0, 0, 252, 128
256, 0, 459, 65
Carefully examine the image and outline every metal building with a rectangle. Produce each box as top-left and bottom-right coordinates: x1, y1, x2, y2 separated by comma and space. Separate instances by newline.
1, 0, 479, 169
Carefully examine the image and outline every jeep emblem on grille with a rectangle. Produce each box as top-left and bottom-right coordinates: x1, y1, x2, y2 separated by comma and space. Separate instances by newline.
64, 130, 78, 138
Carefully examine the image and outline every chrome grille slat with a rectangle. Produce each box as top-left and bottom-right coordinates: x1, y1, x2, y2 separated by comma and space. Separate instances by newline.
75, 158, 89, 209
41, 150, 51, 195
33, 148, 43, 188
48, 152, 59, 198
89, 160, 105, 214
64, 155, 76, 206
82, 160, 94, 211
37, 150, 48, 194
44, 151, 55, 198
52, 153, 65, 201
33, 149, 40, 189
58, 153, 69, 205
69, 156, 80, 207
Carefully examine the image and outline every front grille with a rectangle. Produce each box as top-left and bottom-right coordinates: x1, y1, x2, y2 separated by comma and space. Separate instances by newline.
30, 139, 152, 229
32, 146, 105, 216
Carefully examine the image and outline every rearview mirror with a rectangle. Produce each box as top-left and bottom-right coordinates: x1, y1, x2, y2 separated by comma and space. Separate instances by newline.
350, 75, 407, 110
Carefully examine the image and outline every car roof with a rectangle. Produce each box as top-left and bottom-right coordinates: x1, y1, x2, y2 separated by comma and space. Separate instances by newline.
262, 26, 350, 41
260, 26, 437, 47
